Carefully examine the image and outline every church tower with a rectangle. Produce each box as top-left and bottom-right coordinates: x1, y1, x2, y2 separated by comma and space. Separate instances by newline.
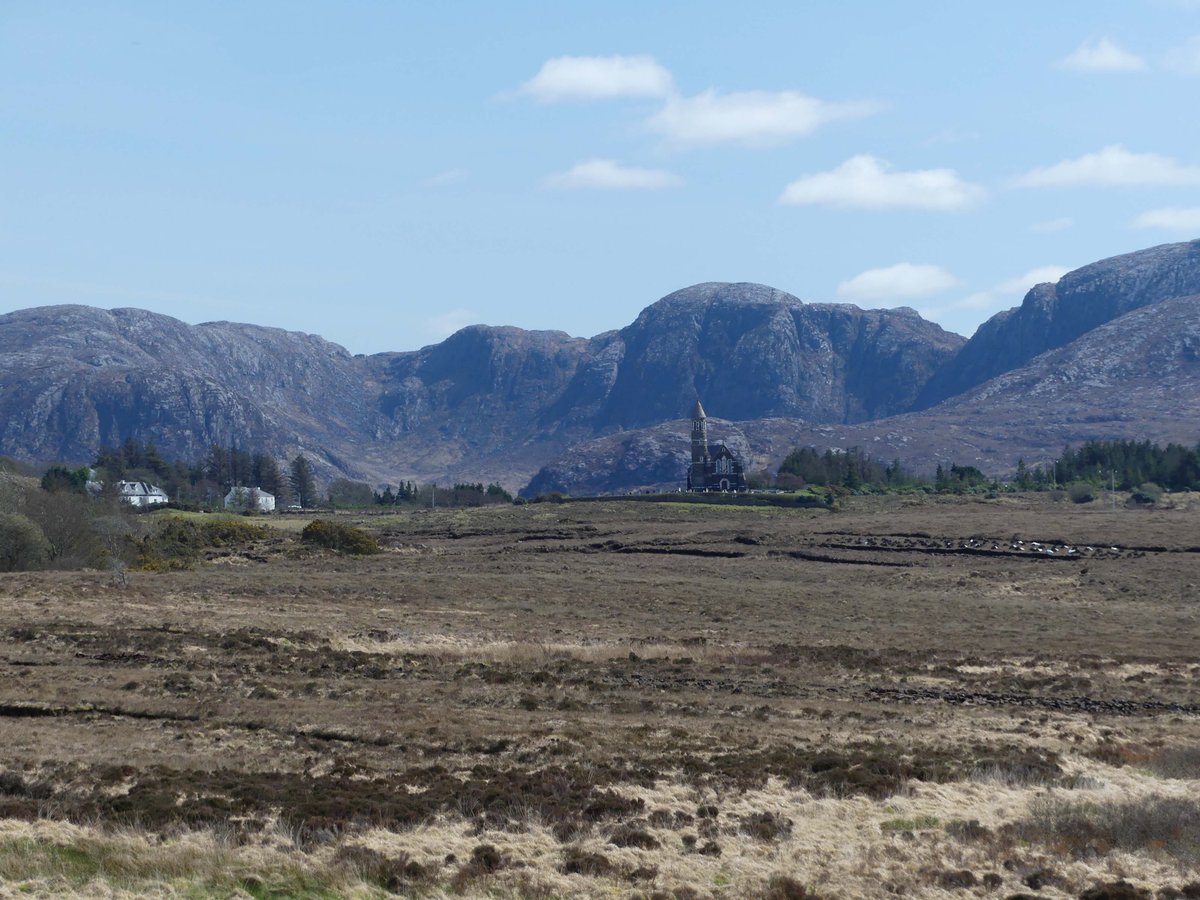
691, 399, 709, 465
686, 399, 747, 492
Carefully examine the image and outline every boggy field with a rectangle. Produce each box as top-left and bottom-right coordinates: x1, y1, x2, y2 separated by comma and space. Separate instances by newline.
1, 494, 1199, 898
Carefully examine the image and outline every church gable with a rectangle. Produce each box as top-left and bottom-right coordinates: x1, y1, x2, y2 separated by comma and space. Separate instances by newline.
685, 401, 747, 492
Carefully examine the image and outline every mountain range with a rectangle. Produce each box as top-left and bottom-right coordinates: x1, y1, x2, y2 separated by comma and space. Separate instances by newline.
1, 239, 1198, 495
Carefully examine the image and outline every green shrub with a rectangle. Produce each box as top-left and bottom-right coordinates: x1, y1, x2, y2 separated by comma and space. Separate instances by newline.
201, 519, 269, 546
1130, 482, 1164, 505
132, 517, 271, 570
301, 519, 379, 554
1067, 481, 1097, 503
1014, 795, 1200, 861
0, 512, 51, 572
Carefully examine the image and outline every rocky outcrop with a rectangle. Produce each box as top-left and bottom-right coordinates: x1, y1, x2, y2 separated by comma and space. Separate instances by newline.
0, 284, 963, 488
576, 283, 964, 428
3, 241, 1197, 493
916, 239, 1200, 407
527, 291, 1200, 494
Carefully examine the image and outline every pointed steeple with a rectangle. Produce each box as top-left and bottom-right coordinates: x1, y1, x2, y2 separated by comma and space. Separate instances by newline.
691, 399, 709, 466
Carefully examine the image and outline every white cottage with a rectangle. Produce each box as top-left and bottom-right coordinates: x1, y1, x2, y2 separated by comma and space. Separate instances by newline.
117, 481, 170, 507
224, 486, 276, 512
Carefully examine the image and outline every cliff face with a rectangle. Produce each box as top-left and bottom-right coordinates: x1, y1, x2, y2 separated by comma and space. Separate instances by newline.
4, 240, 1197, 493
916, 240, 1200, 407
0, 305, 373, 473
526, 292, 1200, 495
576, 283, 964, 428
0, 284, 963, 488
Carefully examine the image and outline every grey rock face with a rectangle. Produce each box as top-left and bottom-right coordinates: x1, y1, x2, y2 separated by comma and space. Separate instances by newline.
916, 239, 1200, 407
527, 290, 1200, 496
0, 283, 964, 488
584, 283, 963, 428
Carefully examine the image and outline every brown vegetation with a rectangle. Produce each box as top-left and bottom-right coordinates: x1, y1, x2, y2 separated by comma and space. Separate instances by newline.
0, 494, 1198, 896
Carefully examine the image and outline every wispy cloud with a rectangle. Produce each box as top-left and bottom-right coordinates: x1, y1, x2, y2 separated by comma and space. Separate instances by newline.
520, 55, 673, 102
1164, 35, 1200, 74
542, 158, 682, 190
647, 90, 875, 147
779, 155, 985, 210
420, 169, 467, 188
424, 308, 479, 339
1030, 217, 1074, 233
836, 263, 961, 304
1013, 145, 1200, 187
1058, 37, 1146, 72
921, 266, 1070, 319
1132, 207, 1200, 230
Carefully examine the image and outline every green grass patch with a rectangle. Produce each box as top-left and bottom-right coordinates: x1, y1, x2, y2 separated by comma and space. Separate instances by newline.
301, 519, 380, 554
131, 516, 273, 570
0, 835, 353, 898
880, 815, 940, 833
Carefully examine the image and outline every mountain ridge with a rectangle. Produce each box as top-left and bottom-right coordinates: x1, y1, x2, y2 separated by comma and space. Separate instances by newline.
2, 239, 1198, 492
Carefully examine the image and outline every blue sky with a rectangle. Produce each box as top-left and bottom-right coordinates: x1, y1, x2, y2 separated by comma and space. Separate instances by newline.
3, 1, 1200, 353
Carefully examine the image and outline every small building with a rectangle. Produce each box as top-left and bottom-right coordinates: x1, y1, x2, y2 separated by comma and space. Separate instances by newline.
224, 486, 276, 512
686, 400, 747, 492
117, 480, 170, 507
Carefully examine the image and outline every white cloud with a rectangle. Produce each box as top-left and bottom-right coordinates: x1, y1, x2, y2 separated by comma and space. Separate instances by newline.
922, 266, 1070, 318
779, 155, 985, 210
994, 266, 1071, 295
420, 169, 467, 188
1058, 37, 1146, 72
425, 308, 479, 339
542, 158, 682, 190
836, 263, 961, 304
520, 55, 673, 102
1132, 207, 1200, 230
1165, 35, 1200, 74
1013, 145, 1200, 187
1030, 217, 1074, 233
646, 89, 875, 147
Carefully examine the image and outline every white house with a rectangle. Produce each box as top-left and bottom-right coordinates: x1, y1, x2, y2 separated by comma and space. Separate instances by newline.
117, 481, 170, 507
224, 486, 276, 512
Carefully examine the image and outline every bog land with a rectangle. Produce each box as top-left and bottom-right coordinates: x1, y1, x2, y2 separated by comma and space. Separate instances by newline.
1, 495, 1199, 898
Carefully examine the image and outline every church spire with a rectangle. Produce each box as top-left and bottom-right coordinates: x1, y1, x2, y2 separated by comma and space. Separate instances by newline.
691, 399, 709, 465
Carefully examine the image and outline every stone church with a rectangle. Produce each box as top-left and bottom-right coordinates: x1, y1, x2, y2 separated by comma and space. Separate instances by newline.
686, 400, 747, 491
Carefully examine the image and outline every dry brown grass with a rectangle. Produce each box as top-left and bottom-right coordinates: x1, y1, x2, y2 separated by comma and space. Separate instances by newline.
0, 495, 1199, 897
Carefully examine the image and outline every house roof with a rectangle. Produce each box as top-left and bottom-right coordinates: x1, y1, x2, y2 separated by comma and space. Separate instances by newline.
225, 486, 275, 499
117, 480, 167, 497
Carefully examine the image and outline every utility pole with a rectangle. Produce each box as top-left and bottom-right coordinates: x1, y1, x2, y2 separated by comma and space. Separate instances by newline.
431, 483, 436, 510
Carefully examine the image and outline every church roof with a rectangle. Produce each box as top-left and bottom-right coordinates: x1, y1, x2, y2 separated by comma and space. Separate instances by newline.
692, 399, 706, 419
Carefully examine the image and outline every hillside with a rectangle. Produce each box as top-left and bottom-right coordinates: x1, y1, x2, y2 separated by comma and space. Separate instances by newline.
0, 288, 961, 489
916, 239, 1200, 407
2, 240, 1198, 493
527, 291, 1200, 495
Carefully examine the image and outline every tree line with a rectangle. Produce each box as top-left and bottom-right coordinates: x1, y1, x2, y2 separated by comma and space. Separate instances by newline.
1014, 440, 1200, 492
44, 439, 514, 511
772, 446, 988, 493
772, 438, 1200, 495
79, 440, 317, 508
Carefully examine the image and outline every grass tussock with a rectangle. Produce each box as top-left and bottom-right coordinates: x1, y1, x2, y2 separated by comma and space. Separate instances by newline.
301, 519, 380, 555
1013, 795, 1200, 862
0, 828, 349, 898
132, 517, 272, 570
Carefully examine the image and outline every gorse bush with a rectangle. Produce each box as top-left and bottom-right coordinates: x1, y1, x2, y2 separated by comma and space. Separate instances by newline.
132, 517, 271, 569
1014, 795, 1200, 862
1130, 482, 1164, 505
1067, 481, 1097, 503
301, 519, 379, 554
0, 512, 51, 572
